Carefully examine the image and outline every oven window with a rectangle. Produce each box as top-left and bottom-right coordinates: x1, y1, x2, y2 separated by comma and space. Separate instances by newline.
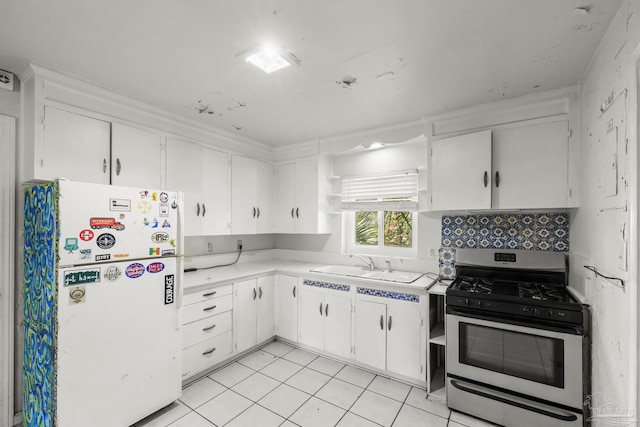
459, 323, 564, 388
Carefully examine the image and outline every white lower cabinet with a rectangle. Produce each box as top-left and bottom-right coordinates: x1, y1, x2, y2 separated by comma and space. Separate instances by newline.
275, 275, 298, 342
355, 296, 425, 381
181, 285, 234, 379
298, 281, 351, 359
234, 276, 275, 354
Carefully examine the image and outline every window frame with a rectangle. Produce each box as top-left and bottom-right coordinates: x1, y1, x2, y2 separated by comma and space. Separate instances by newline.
345, 210, 418, 258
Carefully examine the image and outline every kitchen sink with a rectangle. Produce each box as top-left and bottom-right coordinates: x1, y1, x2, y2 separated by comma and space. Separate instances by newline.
309, 265, 424, 284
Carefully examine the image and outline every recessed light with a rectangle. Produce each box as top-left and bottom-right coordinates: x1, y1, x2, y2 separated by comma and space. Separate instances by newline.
246, 47, 291, 74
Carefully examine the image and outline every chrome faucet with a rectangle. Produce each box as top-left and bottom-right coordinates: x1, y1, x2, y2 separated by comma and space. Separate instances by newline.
385, 259, 393, 273
350, 254, 376, 270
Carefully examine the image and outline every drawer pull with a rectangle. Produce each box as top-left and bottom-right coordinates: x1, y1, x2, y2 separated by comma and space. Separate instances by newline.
203, 305, 217, 312
202, 324, 217, 332
202, 291, 217, 297
202, 347, 216, 356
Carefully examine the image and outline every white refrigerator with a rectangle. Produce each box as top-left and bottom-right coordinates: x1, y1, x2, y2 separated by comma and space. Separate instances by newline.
23, 180, 183, 427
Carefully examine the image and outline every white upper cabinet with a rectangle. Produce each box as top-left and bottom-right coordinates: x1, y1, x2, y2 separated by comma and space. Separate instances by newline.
430, 120, 570, 211
40, 106, 111, 184
111, 123, 162, 189
230, 155, 274, 234
275, 156, 332, 234
166, 138, 230, 236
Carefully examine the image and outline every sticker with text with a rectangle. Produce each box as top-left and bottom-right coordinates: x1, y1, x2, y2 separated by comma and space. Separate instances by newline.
79, 229, 94, 241
79, 249, 92, 260
164, 275, 175, 305
90, 217, 125, 231
146, 262, 165, 273
109, 198, 131, 212
103, 266, 122, 282
151, 231, 169, 244
64, 268, 100, 287
64, 237, 79, 254
96, 233, 116, 249
125, 263, 145, 279
95, 254, 111, 262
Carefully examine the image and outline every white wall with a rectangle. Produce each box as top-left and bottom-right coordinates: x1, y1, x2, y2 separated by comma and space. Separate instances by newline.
574, 0, 639, 420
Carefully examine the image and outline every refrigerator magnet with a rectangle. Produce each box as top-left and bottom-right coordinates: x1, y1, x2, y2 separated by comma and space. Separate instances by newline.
69, 286, 86, 304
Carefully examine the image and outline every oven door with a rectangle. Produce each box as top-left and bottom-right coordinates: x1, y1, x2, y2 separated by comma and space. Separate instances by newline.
446, 311, 583, 411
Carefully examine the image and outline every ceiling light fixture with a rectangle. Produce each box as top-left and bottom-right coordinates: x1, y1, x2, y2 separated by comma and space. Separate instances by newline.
361, 142, 385, 150
245, 45, 291, 74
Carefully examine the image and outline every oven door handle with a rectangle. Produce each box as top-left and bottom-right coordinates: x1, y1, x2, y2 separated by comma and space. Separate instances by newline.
450, 379, 578, 422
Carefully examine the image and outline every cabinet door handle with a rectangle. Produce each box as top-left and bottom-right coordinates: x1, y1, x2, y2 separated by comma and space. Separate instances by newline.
202, 203, 206, 217
483, 171, 488, 187
197, 202, 201, 216
253, 207, 256, 218
291, 208, 295, 218
115, 158, 122, 176
296, 207, 299, 218
203, 305, 217, 312
202, 324, 216, 332
259, 287, 263, 299
257, 207, 260, 218
202, 291, 217, 297
202, 347, 216, 356
380, 315, 384, 330
388, 316, 392, 331
325, 303, 329, 317
319, 302, 323, 315
495, 171, 500, 188
293, 286, 296, 298
103, 158, 107, 173
253, 288, 257, 300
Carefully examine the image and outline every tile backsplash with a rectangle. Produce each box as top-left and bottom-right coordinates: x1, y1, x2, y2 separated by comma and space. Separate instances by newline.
439, 212, 570, 279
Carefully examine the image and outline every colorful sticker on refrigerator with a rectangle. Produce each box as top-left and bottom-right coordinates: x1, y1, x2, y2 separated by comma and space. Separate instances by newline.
96, 233, 116, 249
171, 200, 178, 209
95, 254, 111, 262
164, 275, 175, 305
109, 199, 131, 212
137, 201, 152, 214
64, 237, 79, 253
104, 266, 122, 282
113, 253, 130, 258
159, 192, 169, 203
161, 219, 171, 228
69, 286, 86, 304
162, 249, 175, 256
151, 192, 158, 202
90, 217, 125, 231
159, 204, 169, 217
80, 249, 92, 260
151, 232, 169, 244
139, 190, 150, 199
147, 262, 165, 273
79, 229, 95, 241
149, 247, 161, 256
64, 268, 100, 286
143, 217, 159, 228
125, 263, 145, 279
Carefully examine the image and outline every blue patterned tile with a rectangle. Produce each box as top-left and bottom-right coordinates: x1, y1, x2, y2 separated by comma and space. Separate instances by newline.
303, 279, 350, 292
439, 247, 456, 279
356, 287, 419, 302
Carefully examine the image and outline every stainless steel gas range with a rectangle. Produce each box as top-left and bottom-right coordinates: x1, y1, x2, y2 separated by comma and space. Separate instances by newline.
445, 249, 590, 427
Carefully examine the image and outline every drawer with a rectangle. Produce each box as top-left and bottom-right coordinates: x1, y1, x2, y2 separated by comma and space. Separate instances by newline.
182, 311, 232, 349
183, 284, 233, 307
183, 294, 232, 324
182, 331, 233, 378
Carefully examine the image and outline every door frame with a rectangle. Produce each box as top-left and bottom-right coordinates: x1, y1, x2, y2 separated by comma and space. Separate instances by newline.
631, 45, 640, 422
0, 114, 16, 426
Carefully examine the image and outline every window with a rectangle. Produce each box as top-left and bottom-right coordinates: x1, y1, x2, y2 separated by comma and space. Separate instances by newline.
342, 171, 418, 257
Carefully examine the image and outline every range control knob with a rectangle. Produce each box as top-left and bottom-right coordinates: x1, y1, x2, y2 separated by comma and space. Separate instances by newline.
545, 309, 554, 318
464, 298, 470, 307
475, 300, 482, 308
530, 308, 540, 317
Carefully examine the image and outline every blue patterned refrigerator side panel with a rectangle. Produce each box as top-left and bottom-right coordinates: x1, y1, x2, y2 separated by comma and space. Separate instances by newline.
23, 182, 59, 427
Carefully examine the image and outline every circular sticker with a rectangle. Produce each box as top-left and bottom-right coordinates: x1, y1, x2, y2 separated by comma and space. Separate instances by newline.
146, 262, 165, 273
79, 229, 95, 241
151, 232, 169, 244
104, 266, 122, 282
96, 233, 116, 249
159, 192, 169, 203
125, 263, 145, 279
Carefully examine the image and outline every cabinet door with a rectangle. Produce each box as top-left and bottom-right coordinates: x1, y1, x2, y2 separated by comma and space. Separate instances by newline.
298, 289, 325, 351
235, 279, 257, 353
231, 155, 258, 234
111, 123, 162, 189
42, 106, 111, 184
276, 162, 296, 233
431, 130, 492, 211
386, 304, 423, 380
256, 276, 275, 343
492, 121, 568, 209
275, 275, 298, 342
323, 292, 352, 359
166, 138, 203, 236
354, 300, 386, 370
294, 158, 318, 233
256, 160, 274, 234
201, 148, 230, 235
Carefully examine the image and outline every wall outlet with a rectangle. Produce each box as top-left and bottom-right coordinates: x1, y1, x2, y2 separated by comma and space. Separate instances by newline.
237, 239, 243, 251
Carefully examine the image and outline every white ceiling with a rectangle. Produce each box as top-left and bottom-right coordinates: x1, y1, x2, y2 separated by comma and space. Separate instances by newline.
0, 0, 622, 146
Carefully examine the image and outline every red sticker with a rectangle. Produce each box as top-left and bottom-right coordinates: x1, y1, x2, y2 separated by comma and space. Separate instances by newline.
146, 262, 165, 273
79, 229, 95, 241
125, 263, 145, 279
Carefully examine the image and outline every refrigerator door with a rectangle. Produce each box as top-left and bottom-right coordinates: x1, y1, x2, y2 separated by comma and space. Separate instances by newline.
57, 180, 182, 267
56, 259, 181, 427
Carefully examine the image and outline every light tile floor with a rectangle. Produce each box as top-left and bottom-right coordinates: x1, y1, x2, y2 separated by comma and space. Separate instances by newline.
134, 341, 495, 427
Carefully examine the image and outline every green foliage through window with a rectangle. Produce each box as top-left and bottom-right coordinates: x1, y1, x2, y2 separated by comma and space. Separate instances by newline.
355, 211, 378, 245
355, 211, 412, 248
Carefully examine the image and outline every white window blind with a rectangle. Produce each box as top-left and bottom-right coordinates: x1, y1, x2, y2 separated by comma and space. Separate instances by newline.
341, 171, 419, 211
